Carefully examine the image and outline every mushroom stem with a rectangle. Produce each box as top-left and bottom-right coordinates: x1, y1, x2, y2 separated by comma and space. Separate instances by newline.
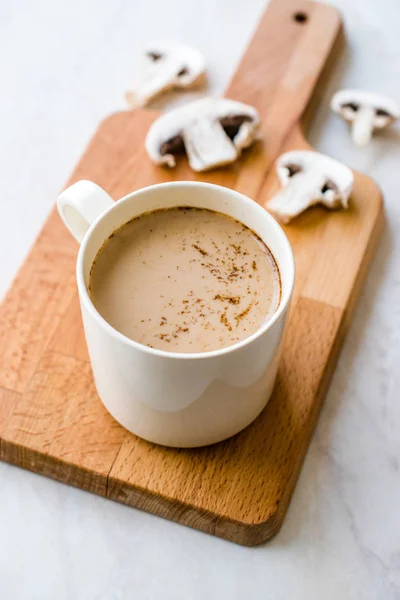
268, 172, 324, 224
181, 117, 237, 172
351, 106, 376, 146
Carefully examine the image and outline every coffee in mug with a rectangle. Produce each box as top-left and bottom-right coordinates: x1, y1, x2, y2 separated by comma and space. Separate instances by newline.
57, 180, 294, 446
89, 207, 281, 353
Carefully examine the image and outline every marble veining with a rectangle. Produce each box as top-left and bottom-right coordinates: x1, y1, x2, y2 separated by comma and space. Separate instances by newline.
0, 0, 399, 597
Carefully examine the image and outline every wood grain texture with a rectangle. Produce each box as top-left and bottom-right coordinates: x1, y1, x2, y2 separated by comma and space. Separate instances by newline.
0, 387, 20, 439
1, 351, 127, 495
49, 295, 90, 362
0, 0, 384, 545
0, 209, 77, 394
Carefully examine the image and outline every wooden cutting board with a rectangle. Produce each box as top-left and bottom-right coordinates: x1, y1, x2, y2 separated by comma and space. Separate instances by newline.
0, 0, 383, 545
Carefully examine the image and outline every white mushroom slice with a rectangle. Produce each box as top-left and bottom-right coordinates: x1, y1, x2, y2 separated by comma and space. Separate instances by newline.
331, 90, 400, 146
181, 117, 238, 172
126, 42, 205, 108
145, 97, 260, 172
267, 150, 354, 224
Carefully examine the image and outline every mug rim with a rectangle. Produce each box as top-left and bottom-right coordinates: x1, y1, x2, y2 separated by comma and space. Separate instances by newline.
76, 181, 295, 361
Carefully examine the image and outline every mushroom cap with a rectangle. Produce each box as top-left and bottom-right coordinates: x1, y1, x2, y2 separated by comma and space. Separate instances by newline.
145, 96, 260, 168
142, 42, 205, 87
277, 150, 353, 204
267, 150, 354, 223
331, 89, 400, 128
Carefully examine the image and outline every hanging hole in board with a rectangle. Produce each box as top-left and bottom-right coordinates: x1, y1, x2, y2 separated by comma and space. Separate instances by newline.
293, 12, 308, 23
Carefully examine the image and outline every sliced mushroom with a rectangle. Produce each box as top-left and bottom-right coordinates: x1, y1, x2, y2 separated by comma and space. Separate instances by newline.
125, 42, 205, 108
331, 90, 400, 146
145, 97, 260, 172
267, 150, 354, 224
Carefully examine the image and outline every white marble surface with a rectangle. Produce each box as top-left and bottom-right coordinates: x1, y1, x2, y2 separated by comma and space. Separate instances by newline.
1, 0, 400, 598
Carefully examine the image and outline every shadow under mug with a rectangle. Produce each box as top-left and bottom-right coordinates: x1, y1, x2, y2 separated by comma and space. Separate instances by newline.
57, 180, 295, 447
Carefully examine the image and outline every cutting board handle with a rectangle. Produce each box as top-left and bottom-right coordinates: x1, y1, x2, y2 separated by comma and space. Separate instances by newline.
225, 0, 342, 151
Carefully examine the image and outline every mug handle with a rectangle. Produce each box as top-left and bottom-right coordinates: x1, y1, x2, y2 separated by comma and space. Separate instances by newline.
57, 180, 114, 243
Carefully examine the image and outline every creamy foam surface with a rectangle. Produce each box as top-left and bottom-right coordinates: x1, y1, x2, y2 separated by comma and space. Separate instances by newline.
89, 207, 281, 353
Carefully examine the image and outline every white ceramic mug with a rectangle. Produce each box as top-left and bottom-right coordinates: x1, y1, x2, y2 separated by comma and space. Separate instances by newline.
57, 180, 295, 447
